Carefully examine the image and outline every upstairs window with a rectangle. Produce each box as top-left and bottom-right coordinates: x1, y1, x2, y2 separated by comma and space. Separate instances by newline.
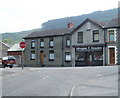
93, 30, 99, 42
65, 52, 71, 62
49, 38, 54, 48
78, 32, 83, 43
31, 40, 35, 48
66, 37, 71, 47
30, 51, 35, 60
49, 50, 54, 61
109, 30, 115, 42
40, 39, 44, 48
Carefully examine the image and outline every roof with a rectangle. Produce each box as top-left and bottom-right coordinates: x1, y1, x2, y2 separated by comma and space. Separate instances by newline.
104, 17, 120, 28
7, 44, 22, 52
24, 28, 74, 39
24, 18, 105, 39
71, 18, 106, 34
0, 41, 11, 48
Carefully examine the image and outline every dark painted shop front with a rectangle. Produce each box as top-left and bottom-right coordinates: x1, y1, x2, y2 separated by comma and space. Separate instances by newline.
74, 44, 105, 66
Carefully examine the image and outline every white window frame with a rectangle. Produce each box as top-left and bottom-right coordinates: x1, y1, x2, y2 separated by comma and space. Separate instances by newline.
31, 40, 35, 48
65, 52, 71, 61
49, 51, 54, 61
31, 51, 35, 60
108, 29, 117, 42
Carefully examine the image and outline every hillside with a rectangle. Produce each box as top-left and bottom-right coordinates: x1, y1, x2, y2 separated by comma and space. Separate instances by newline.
1, 8, 118, 44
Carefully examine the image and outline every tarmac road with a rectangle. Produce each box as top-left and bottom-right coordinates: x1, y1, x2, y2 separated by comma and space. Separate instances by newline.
1, 66, 118, 97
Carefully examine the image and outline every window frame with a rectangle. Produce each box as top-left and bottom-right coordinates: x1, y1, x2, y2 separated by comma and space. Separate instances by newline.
93, 30, 99, 42
66, 37, 71, 47
108, 30, 115, 42
49, 50, 54, 61
31, 40, 35, 49
40, 39, 44, 48
65, 52, 71, 62
78, 32, 83, 43
49, 38, 54, 48
30, 51, 35, 60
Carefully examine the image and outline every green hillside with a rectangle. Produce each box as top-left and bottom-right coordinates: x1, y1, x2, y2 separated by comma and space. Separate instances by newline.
1, 8, 118, 45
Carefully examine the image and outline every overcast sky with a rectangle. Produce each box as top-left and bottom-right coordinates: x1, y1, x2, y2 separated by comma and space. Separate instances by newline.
0, 0, 119, 33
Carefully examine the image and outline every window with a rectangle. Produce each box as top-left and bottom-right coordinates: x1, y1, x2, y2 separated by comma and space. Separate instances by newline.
40, 39, 44, 48
65, 52, 71, 62
109, 30, 115, 42
30, 51, 35, 60
31, 40, 35, 48
75, 53, 85, 61
49, 50, 54, 61
66, 37, 71, 47
93, 52, 103, 61
93, 30, 99, 42
78, 32, 83, 43
49, 38, 54, 48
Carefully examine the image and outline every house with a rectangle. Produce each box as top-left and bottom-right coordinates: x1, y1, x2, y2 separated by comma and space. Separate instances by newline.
7, 44, 22, 65
104, 17, 120, 65
24, 18, 110, 67
0, 41, 11, 59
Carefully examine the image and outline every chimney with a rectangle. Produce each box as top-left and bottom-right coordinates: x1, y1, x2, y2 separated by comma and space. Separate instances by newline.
68, 22, 74, 29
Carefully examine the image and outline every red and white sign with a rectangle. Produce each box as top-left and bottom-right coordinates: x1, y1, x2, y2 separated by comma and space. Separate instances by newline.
20, 42, 26, 48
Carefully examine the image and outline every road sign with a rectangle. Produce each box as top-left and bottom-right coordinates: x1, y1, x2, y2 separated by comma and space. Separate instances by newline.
20, 42, 26, 48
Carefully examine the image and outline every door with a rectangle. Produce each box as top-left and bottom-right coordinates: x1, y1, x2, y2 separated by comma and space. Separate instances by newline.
86, 52, 93, 66
109, 48, 115, 64
40, 51, 44, 64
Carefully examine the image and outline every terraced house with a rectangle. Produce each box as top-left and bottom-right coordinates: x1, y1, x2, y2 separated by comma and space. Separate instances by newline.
23, 18, 119, 67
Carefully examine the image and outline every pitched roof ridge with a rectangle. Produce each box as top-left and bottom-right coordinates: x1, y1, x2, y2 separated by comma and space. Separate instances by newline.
0, 41, 10, 48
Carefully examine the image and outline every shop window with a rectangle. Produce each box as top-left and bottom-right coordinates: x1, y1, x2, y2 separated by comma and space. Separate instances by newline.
93, 30, 99, 42
93, 52, 103, 61
65, 52, 71, 62
109, 30, 115, 42
66, 37, 71, 47
30, 51, 35, 60
40, 39, 44, 48
78, 32, 83, 43
31, 40, 35, 48
75, 53, 85, 61
49, 50, 54, 61
49, 38, 54, 48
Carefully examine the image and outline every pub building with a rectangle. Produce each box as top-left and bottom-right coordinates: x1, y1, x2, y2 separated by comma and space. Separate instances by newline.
73, 43, 105, 66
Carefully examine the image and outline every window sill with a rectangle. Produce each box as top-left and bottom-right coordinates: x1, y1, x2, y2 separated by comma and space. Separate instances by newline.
49, 59, 54, 61
105, 41, 116, 43
30, 59, 35, 60
65, 60, 71, 62
93, 40, 99, 42
77, 42, 83, 43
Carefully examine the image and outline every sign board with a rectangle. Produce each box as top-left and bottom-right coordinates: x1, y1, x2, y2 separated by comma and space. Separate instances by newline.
20, 42, 26, 48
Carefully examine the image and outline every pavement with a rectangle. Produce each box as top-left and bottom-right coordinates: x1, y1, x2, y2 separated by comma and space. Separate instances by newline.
0, 65, 119, 97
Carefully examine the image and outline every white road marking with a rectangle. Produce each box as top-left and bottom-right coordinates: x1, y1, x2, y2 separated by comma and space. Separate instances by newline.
43, 76, 48, 80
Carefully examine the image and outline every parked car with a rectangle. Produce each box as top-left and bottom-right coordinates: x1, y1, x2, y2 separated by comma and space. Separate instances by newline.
2, 56, 16, 68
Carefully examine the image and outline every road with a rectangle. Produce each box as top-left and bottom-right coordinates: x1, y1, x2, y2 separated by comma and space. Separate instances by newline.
0, 66, 118, 97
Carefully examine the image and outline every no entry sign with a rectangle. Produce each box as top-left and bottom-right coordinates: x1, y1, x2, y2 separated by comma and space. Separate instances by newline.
20, 42, 26, 48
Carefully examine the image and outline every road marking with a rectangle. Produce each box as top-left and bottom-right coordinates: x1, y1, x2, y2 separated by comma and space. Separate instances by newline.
43, 76, 48, 80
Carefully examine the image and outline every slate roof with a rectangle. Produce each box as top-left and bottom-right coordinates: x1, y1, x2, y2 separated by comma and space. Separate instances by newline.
24, 18, 105, 39
104, 17, 120, 28
24, 28, 74, 39
7, 44, 23, 52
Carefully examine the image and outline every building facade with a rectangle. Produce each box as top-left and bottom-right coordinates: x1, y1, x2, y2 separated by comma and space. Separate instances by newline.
104, 17, 120, 65
24, 18, 119, 67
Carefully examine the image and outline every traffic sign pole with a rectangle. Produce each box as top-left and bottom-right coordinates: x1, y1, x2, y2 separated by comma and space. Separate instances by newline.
19, 42, 26, 69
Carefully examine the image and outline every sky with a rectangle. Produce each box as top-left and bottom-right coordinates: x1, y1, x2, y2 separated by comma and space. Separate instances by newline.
0, 0, 119, 33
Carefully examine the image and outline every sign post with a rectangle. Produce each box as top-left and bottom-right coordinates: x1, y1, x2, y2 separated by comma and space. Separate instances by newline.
19, 42, 26, 69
